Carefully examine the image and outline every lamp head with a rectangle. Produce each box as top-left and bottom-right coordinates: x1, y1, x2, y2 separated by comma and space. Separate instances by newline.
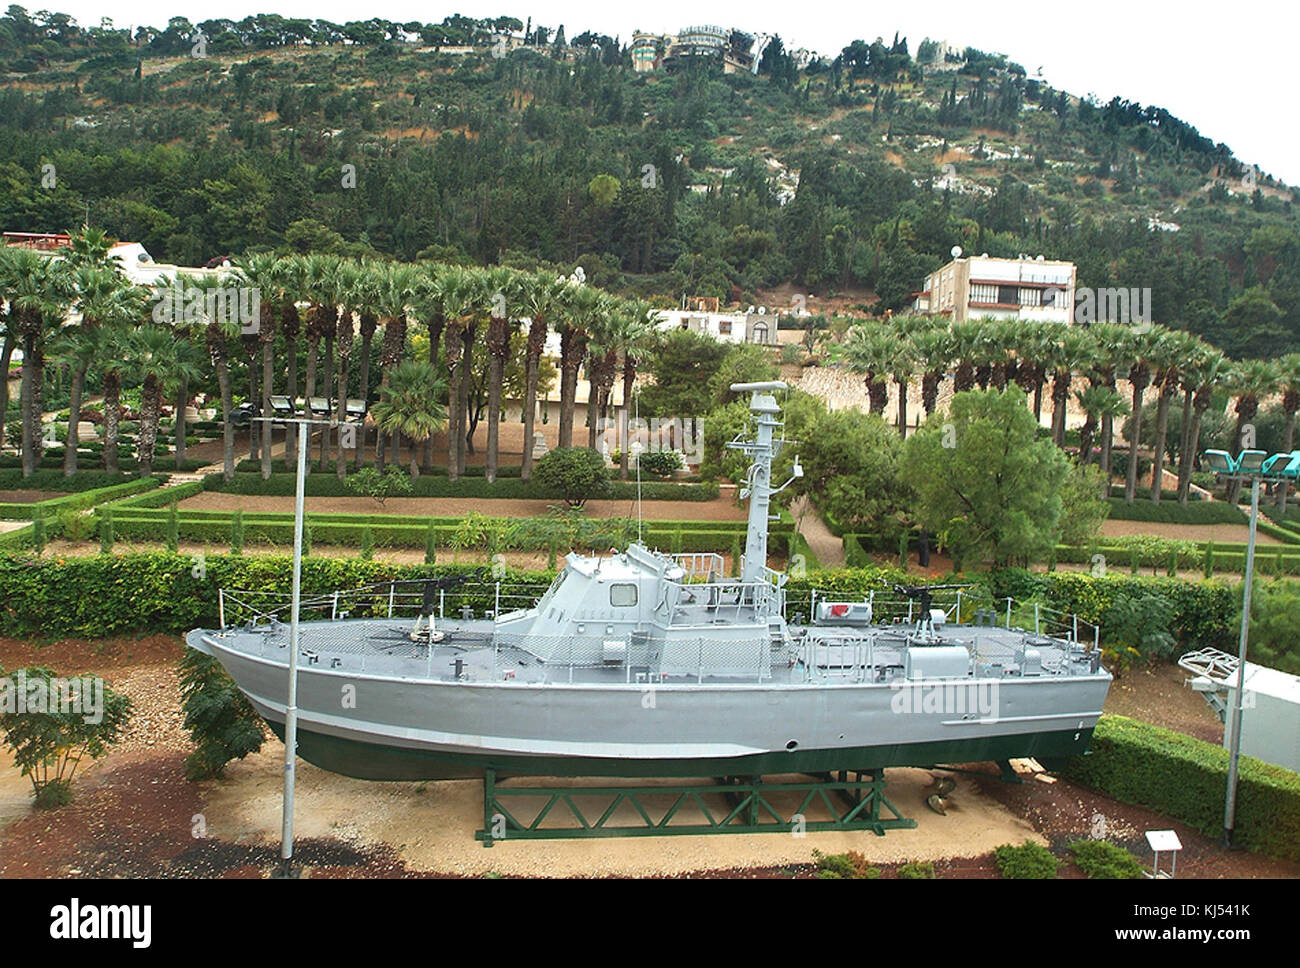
1202, 450, 1235, 475
1236, 450, 1268, 474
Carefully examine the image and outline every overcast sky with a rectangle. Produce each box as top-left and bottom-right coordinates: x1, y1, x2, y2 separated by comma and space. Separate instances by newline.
39, 0, 1300, 186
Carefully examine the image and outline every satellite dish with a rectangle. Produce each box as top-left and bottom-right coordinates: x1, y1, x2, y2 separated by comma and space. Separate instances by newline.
950, 245, 963, 259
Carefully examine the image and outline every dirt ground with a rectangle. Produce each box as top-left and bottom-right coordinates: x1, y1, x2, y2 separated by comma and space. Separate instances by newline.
1100, 520, 1282, 545
1, 635, 1294, 879
0, 490, 67, 504
177, 492, 747, 521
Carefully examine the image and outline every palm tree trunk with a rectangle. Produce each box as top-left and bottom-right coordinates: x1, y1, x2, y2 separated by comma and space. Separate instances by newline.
303, 335, 319, 467
138, 376, 160, 477
895, 377, 908, 439
247, 362, 259, 462
335, 314, 353, 481
355, 322, 373, 472
20, 332, 36, 477
102, 370, 121, 475
1125, 379, 1147, 503
0, 334, 14, 462
421, 316, 441, 474
174, 371, 188, 467
284, 335, 298, 464
64, 361, 88, 477
620, 358, 635, 480
520, 317, 546, 482
1051, 373, 1069, 447
445, 323, 462, 482
319, 334, 334, 467
485, 318, 507, 484
217, 359, 234, 481
260, 341, 274, 479
1179, 402, 1208, 505
1149, 388, 1172, 503
457, 326, 474, 474
1278, 409, 1297, 513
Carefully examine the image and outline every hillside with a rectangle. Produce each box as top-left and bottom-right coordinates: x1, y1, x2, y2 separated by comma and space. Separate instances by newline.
2, 11, 1299, 357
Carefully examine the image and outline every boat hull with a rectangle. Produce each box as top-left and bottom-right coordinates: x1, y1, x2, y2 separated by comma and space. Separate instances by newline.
191, 630, 1108, 781
265, 716, 1096, 781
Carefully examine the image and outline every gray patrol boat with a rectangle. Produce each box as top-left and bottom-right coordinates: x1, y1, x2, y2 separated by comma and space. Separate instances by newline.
186, 382, 1112, 781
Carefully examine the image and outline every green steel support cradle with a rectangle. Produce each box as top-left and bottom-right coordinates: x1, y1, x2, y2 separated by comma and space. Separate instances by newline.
476, 768, 917, 846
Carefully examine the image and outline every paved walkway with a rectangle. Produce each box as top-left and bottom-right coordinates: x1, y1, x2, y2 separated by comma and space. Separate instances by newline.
791, 495, 845, 568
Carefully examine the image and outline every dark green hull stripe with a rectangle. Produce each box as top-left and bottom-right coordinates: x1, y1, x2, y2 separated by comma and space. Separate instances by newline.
267, 720, 1096, 781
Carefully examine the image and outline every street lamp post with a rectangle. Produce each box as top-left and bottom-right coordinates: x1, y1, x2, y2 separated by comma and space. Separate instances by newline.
1202, 446, 1300, 848
256, 414, 341, 879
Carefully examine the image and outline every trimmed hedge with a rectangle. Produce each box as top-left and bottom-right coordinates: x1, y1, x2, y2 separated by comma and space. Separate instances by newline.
1062, 715, 1300, 862
0, 477, 161, 520
204, 472, 720, 503
0, 469, 145, 493
1105, 497, 1244, 525
0, 553, 556, 638
234, 458, 524, 478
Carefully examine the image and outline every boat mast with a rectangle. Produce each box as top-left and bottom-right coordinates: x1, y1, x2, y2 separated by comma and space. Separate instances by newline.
728, 382, 788, 585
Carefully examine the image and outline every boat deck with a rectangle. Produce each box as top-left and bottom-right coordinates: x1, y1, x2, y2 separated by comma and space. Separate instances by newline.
196, 616, 1099, 686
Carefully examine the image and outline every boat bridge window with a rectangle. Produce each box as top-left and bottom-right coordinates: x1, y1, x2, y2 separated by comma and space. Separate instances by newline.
610, 583, 638, 607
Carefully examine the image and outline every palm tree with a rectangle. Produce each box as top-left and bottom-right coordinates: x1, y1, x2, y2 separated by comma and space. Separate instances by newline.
2, 247, 73, 476
234, 252, 280, 476
370, 360, 448, 477
60, 265, 136, 476
1047, 328, 1093, 447
1146, 330, 1196, 503
197, 274, 242, 480
613, 300, 657, 480
301, 253, 341, 465
333, 260, 361, 480
1121, 328, 1160, 503
582, 292, 622, 450
949, 320, 982, 394
373, 263, 418, 472
1177, 349, 1229, 505
1086, 323, 1129, 485
886, 323, 918, 437
432, 265, 483, 481
1076, 385, 1130, 488
272, 254, 306, 464
844, 325, 892, 415
557, 282, 602, 450
517, 271, 567, 482
483, 266, 519, 483
1225, 359, 1279, 505
909, 325, 953, 417
0, 250, 18, 455
1275, 353, 1300, 513
1011, 327, 1052, 423
124, 324, 204, 478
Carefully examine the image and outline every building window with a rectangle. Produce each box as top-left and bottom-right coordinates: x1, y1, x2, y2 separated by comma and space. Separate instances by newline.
719, 319, 731, 335
970, 283, 998, 304
751, 322, 768, 343
998, 284, 1018, 305
1019, 287, 1039, 306
610, 583, 638, 607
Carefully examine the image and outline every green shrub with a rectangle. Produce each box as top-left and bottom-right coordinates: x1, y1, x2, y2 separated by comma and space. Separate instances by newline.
231, 510, 244, 555
0, 665, 133, 808
532, 448, 608, 508
424, 521, 437, 564
993, 841, 1059, 879
31, 515, 45, 553
1067, 840, 1144, 879
360, 526, 375, 560
345, 466, 414, 505
179, 650, 266, 780
1061, 715, 1300, 861
166, 503, 180, 552
638, 450, 684, 478
813, 850, 880, 879
897, 860, 935, 879
98, 508, 114, 554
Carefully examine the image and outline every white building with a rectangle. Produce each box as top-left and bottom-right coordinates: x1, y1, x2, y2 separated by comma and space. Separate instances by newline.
912, 252, 1077, 325
657, 307, 780, 345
